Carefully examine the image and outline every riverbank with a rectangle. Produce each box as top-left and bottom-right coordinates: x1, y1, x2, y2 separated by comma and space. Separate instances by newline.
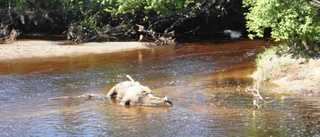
251, 51, 320, 96
0, 40, 150, 61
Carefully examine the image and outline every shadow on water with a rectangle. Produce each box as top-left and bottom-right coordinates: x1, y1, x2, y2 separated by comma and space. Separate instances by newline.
0, 39, 319, 136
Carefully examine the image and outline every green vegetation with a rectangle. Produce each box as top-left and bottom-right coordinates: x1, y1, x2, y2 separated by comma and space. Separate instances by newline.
255, 44, 288, 71
1, 0, 244, 43
2, 0, 194, 30
245, 0, 320, 87
243, 0, 320, 55
109, 0, 194, 17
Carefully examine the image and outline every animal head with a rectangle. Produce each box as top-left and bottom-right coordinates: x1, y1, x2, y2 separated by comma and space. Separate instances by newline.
140, 93, 173, 107
121, 85, 172, 107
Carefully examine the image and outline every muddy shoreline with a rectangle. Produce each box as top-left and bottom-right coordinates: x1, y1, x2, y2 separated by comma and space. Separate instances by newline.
0, 40, 150, 61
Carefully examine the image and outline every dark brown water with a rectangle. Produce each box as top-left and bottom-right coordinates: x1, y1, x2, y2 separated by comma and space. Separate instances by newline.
0, 39, 319, 136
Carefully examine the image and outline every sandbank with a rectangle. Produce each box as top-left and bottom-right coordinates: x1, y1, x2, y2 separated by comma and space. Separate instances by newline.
0, 41, 150, 61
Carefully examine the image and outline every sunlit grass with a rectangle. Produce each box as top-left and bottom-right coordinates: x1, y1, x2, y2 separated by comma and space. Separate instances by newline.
255, 44, 288, 70
252, 44, 289, 82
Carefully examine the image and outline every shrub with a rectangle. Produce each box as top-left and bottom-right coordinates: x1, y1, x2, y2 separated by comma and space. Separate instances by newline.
243, 0, 320, 53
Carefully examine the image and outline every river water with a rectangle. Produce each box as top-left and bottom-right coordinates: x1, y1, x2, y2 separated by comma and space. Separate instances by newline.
0, 39, 319, 136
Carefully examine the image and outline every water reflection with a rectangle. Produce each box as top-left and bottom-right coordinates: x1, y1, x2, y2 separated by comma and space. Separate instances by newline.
0, 39, 319, 136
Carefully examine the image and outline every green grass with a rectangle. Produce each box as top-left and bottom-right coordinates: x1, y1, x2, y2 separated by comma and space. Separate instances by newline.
253, 44, 289, 82
255, 44, 288, 70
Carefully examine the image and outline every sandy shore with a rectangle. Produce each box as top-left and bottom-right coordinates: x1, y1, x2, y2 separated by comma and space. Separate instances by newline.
0, 41, 149, 61
251, 54, 320, 95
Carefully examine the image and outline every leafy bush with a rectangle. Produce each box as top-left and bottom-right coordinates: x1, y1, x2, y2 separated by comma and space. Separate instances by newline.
106, 0, 194, 17
1, 0, 243, 43
243, 0, 320, 52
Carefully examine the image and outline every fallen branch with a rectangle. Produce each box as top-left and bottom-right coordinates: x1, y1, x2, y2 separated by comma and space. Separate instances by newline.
0, 29, 19, 44
49, 75, 136, 101
137, 24, 176, 45
49, 93, 107, 101
245, 81, 265, 110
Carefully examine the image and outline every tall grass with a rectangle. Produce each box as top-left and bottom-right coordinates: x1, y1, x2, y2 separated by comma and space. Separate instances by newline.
255, 44, 288, 70
253, 44, 289, 82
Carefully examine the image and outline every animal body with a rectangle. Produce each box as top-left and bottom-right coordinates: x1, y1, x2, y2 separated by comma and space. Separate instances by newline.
106, 81, 172, 107
50, 77, 173, 107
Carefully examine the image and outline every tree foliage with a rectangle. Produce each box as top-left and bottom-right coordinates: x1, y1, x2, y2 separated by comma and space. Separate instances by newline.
1, 0, 245, 43
243, 0, 320, 52
103, 0, 194, 17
